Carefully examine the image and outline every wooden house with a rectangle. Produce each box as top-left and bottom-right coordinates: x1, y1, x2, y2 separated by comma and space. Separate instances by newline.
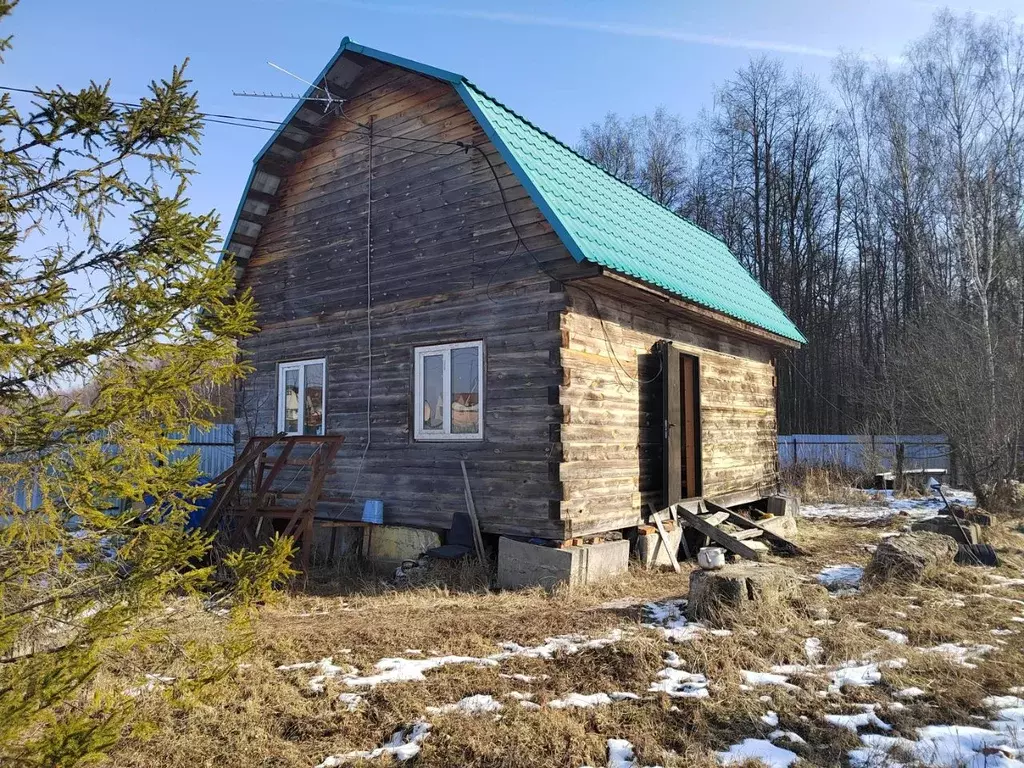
225, 39, 805, 546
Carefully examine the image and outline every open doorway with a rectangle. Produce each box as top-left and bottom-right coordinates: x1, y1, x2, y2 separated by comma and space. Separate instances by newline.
659, 341, 702, 504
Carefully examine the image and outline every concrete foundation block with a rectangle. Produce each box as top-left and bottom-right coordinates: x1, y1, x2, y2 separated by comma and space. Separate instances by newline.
633, 526, 683, 568
365, 525, 441, 566
497, 537, 629, 590
910, 516, 981, 547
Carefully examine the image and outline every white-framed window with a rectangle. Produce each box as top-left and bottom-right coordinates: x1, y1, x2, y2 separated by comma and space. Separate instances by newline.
277, 358, 326, 436
414, 341, 484, 441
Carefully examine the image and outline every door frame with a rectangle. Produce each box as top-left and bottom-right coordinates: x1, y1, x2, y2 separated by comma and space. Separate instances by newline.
660, 340, 703, 504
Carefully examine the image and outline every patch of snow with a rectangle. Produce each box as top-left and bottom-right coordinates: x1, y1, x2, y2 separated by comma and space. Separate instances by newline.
548, 692, 613, 709
768, 730, 806, 745
642, 599, 711, 642
741, 670, 800, 692
124, 673, 175, 697
610, 691, 642, 701
518, 700, 542, 711
717, 738, 798, 767
492, 630, 625, 661
426, 694, 503, 716
804, 637, 823, 663
607, 738, 637, 768
337, 693, 362, 711
828, 659, 905, 694
500, 673, 549, 683
895, 687, 926, 699
761, 711, 779, 727
817, 564, 865, 591
315, 721, 431, 766
824, 708, 892, 733
876, 629, 909, 644
341, 655, 496, 688
915, 643, 996, 668
663, 650, 684, 668
506, 691, 535, 701
277, 657, 357, 693
648, 666, 710, 699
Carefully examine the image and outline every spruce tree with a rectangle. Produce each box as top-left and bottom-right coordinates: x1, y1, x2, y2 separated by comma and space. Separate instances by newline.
0, 2, 293, 763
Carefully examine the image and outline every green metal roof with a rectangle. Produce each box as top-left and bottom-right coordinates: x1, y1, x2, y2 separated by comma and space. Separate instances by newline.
226, 39, 805, 344
456, 83, 805, 344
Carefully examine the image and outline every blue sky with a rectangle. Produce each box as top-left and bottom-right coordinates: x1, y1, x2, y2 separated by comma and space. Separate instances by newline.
5, 0, 1024, 240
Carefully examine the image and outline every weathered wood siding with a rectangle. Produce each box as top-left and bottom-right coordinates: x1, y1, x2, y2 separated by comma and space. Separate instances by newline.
235, 59, 572, 539
557, 278, 780, 537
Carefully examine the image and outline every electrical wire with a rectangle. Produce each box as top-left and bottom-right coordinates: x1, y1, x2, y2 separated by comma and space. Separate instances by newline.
2, 80, 663, 387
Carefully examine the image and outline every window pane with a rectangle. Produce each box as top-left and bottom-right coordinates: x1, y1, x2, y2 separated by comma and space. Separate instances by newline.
421, 354, 444, 431
303, 363, 324, 435
283, 368, 299, 433
451, 346, 479, 434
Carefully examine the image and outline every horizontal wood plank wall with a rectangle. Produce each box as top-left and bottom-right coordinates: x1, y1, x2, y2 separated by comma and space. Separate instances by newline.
558, 278, 779, 537
235, 61, 571, 539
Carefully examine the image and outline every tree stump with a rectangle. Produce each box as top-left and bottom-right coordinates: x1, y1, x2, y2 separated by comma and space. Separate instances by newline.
864, 532, 958, 584
687, 562, 799, 626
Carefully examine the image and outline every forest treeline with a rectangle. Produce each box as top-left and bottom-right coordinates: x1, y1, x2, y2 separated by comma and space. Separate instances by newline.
578, 11, 1024, 491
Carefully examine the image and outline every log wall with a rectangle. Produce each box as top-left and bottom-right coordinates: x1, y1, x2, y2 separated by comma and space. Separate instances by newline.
557, 279, 780, 537
235, 61, 571, 539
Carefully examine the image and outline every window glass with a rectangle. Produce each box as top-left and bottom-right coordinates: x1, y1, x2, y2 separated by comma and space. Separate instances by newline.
421, 354, 444, 431
450, 345, 479, 434
303, 362, 324, 435
283, 368, 300, 434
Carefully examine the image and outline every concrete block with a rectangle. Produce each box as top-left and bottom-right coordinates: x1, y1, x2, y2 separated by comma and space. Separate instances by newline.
497, 537, 629, 590
767, 495, 799, 518
633, 526, 683, 568
758, 514, 798, 539
365, 525, 441, 566
910, 516, 981, 547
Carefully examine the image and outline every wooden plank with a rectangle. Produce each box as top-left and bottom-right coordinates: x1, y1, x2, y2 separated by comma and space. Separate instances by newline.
673, 502, 762, 561
731, 528, 763, 541
698, 511, 729, 527
647, 503, 680, 573
703, 500, 807, 556
461, 460, 488, 565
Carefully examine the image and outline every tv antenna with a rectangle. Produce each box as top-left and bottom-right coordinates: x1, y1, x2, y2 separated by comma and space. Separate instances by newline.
232, 61, 343, 114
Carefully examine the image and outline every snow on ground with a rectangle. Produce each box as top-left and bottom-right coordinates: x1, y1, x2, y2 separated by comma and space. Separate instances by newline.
425, 694, 503, 716
801, 485, 975, 523
716, 738, 799, 767
817, 564, 865, 592
641, 598, 731, 642
315, 721, 431, 766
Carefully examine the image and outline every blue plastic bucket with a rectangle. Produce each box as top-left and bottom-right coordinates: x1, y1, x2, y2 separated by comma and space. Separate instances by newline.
362, 499, 384, 524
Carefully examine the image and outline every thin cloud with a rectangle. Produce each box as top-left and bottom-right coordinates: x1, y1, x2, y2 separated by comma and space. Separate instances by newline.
323, 2, 841, 59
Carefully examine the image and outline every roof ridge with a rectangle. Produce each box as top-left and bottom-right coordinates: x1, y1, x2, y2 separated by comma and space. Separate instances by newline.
461, 80, 734, 251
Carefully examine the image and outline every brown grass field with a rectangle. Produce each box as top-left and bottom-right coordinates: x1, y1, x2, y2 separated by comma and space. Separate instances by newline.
101, 515, 1024, 768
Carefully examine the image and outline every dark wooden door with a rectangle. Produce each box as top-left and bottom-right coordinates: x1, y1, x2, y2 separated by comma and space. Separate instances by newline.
661, 342, 702, 504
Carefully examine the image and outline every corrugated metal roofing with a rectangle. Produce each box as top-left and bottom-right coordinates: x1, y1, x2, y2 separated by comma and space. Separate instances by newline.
226, 39, 805, 344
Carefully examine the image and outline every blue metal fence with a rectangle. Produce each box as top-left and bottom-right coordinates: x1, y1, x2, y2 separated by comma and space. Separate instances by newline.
10, 424, 235, 510
778, 434, 951, 472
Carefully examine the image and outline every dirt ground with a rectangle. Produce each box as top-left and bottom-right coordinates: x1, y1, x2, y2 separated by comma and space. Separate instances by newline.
103, 504, 1024, 768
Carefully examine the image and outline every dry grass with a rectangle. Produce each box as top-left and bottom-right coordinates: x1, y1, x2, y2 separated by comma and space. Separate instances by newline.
782, 464, 873, 505
98, 518, 1024, 768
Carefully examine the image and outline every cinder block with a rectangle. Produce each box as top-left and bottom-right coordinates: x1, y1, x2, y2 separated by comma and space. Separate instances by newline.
633, 526, 683, 568
365, 525, 441, 566
497, 537, 629, 590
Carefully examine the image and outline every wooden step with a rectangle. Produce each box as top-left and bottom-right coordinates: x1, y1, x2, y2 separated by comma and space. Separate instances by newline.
731, 528, 764, 541
698, 511, 729, 527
